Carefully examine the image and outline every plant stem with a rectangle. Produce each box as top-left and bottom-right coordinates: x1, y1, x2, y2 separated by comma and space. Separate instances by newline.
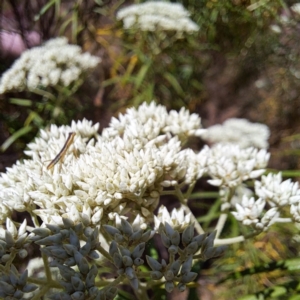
134, 282, 150, 300
215, 213, 228, 239
175, 185, 205, 235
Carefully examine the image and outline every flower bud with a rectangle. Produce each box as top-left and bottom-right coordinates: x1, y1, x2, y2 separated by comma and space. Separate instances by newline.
131, 243, 145, 259
134, 258, 144, 266
165, 281, 175, 293
146, 256, 162, 271
181, 271, 197, 283
125, 267, 135, 280
168, 245, 178, 255
164, 270, 174, 281
177, 283, 186, 292
122, 255, 133, 267
192, 232, 207, 247
150, 271, 163, 280
181, 256, 193, 275
121, 219, 133, 236
113, 253, 123, 269
161, 231, 171, 248
186, 241, 198, 255
182, 224, 194, 246
170, 231, 180, 246
169, 259, 181, 275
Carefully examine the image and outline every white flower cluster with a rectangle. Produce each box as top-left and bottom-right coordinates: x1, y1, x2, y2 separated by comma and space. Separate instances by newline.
116, 1, 199, 34
0, 37, 101, 93
154, 205, 191, 232
201, 118, 270, 149
231, 172, 300, 230
1, 101, 299, 235
207, 144, 270, 188
255, 172, 300, 207
0, 102, 205, 226
291, 3, 300, 15
231, 195, 279, 230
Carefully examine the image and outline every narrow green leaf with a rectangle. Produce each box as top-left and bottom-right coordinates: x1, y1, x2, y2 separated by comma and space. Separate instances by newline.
190, 192, 219, 199
71, 10, 78, 44
163, 72, 184, 97
102, 77, 122, 87
0, 126, 33, 152
135, 63, 151, 89
34, 0, 58, 21
24, 111, 44, 127
59, 18, 73, 36
281, 170, 300, 178
9, 98, 33, 106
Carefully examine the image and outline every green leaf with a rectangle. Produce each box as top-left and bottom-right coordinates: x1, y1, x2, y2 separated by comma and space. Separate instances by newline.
9, 98, 33, 106
24, 111, 44, 127
102, 76, 122, 87
190, 192, 220, 199
281, 170, 300, 178
284, 258, 300, 271
163, 72, 185, 97
0, 126, 33, 152
135, 62, 151, 89
34, 0, 59, 21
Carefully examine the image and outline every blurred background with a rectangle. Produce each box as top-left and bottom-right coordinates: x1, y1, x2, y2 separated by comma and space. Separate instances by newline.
1, 1, 300, 299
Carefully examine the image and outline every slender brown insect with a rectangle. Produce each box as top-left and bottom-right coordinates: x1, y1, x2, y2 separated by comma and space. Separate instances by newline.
47, 132, 76, 170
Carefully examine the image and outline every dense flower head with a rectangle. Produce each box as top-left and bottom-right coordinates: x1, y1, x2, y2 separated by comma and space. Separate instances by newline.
291, 3, 300, 15
0, 37, 100, 93
201, 118, 270, 149
116, 1, 199, 35
230, 171, 300, 229
206, 144, 270, 188
154, 205, 192, 232
231, 196, 266, 226
231, 195, 280, 230
255, 172, 300, 207
0, 102, 206, 226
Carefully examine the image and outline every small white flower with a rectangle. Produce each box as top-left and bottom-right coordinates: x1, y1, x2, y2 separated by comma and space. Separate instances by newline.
201, 118, 270, 149
255, 172, 300, 207
207, 144, 269, 188
154, 205, 191, 232
231, 195, 265, 226
291, 3, 300, 15
270, 24, 282, 34
230, 185, 254, 206
256, 207, 279, 230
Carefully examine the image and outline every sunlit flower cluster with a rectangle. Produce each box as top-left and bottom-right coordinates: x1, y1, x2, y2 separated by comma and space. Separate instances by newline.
231, 172, 300, 230
255, 172, 300, 207
0, 103, 206, 226
1, 101, 300, 241
206, 144, 269, 188
0, 37, 100, 93
154, 205, 191, 232
116, 1, 199, 35
231, 195, 279, 230
201, 118, 270, 149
